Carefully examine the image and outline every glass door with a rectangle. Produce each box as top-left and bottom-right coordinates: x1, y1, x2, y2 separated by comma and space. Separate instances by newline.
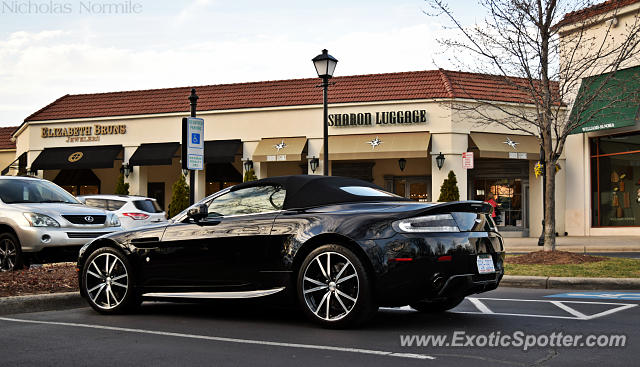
393, 176, 431, 202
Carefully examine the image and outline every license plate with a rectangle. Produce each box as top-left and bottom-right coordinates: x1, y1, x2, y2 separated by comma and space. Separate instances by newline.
476, 254, 495, 274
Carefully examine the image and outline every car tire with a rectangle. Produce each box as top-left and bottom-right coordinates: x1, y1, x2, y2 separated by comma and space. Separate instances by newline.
410, 296, 465, 313
297, 244, 377, 328
0, 232, 24, 271
81, 247, 141, 314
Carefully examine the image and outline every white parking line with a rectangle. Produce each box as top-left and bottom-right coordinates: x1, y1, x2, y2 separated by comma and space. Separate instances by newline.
464, 297, 637, 321
0, 316, 435, 360
382, 298, 637, 321
468, 298, 494, 314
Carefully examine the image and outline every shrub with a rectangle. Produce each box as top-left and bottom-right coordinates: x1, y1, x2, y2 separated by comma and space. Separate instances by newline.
438, 170, 460, 202
114, 173, 129, 195
168, 174, 190, 218
243, 168, 257, 182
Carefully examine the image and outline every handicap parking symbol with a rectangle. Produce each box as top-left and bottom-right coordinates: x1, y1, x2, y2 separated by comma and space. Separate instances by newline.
191, 133, 200, 145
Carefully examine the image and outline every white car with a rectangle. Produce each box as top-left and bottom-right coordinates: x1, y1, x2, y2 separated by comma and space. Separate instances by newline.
78, 195, 167, 230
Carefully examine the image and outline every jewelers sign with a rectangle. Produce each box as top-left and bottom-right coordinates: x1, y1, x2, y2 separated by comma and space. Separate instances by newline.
41, 124, 127, 143
462, 152, 474, 169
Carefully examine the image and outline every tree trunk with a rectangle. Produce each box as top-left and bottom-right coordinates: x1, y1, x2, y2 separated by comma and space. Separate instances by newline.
543, 150, 557, 251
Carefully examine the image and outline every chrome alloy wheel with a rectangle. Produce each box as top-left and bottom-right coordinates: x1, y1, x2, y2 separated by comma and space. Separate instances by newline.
0, 238, 17, 271
302, 251, 359, 322
84, 253, 129, 310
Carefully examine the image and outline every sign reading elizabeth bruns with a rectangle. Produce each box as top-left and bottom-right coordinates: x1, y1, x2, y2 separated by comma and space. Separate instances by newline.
41, 124, 127, 143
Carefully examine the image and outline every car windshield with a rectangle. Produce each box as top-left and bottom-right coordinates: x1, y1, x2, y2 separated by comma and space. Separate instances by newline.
0, 179, 80, 204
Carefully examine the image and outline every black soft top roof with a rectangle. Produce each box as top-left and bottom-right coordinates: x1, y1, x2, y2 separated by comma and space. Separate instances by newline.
231, 175, 410, 210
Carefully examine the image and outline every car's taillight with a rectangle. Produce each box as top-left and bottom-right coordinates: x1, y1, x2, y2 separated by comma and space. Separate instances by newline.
392, 214, 460, 233
122, 212, 150, 220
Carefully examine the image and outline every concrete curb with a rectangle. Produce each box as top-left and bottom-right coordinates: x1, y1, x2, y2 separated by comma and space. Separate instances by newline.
500, 275, 640, 290
506, 247, 640, 253
0, 292, 84, 316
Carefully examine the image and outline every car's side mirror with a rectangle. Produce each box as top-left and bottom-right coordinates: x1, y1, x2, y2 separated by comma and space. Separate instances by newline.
187, 204, 208, 222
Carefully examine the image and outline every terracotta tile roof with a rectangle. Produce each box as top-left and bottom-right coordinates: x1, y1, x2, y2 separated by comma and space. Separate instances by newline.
23, 69, 548, 124
556, 0, 640, 29
0, 126, 17, 149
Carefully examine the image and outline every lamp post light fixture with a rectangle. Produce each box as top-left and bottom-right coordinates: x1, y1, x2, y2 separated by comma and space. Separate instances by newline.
312, 49, 338, 176
436, 152, 445, 170
398, 158, 407, 172
309, 157, 320, 173
243, 159, 254, 173
120, 163, 131, 178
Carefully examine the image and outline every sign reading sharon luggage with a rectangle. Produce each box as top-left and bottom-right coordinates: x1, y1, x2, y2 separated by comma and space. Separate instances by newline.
181, 117, 204, 170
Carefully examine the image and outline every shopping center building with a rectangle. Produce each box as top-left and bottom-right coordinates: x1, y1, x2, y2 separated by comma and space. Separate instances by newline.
559, 0, 640, 236
2, 69, 558, 238
3, 0, 640, 238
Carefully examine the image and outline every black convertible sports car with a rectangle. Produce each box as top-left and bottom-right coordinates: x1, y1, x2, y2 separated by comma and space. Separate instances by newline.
78, 175, 504, 327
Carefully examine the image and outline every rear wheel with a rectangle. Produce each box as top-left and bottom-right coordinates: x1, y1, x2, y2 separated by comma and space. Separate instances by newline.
410, 296, 465, 313
82, 247, 140, 314
0, 232, 24, 271
297, 244, 377, 328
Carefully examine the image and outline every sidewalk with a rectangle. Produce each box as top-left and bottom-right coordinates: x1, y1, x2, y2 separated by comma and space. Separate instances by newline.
503, 236, 640, 253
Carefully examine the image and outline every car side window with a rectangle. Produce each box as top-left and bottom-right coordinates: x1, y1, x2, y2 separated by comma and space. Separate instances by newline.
207, 186, 285, 217
84, 198, 107, 209
108, 200, 127, 211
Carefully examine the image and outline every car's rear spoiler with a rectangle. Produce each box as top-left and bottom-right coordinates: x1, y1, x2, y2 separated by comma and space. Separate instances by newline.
409, 201, 493, 217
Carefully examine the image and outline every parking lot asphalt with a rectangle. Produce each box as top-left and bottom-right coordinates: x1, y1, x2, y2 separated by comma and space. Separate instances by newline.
1, 287, 638, 367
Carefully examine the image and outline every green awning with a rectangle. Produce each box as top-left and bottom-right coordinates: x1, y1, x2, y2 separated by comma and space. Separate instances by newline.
569, 66, 640, 134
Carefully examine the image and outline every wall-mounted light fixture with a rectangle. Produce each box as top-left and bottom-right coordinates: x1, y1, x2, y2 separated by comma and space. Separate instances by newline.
436, 152, 445, 170
398, 158, 407, 172
309, 157, 320, 173
120, 163, 132, 178
243, 159, 254, 172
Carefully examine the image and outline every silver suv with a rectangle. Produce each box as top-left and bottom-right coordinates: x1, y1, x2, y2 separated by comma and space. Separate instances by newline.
0, 176, 122, 271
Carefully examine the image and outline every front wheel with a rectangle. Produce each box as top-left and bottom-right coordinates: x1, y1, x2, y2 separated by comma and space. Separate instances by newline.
0, 232, 24, 271
297, 244, 377, 328
410, 296, 465, 313
82, 247, 140, 314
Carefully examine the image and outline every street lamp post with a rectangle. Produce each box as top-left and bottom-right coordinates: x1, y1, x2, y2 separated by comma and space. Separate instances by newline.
188, 88, 198, 206
312, 49, 338, 176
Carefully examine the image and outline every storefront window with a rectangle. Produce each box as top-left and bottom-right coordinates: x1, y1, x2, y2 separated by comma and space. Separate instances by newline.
590, 132, 640, 227
473, 178, 523, 228
393, 177, 430, 202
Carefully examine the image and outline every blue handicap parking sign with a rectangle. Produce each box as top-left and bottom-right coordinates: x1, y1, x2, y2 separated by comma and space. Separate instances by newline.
191, 133, 200, 144
546, 292, 640, 301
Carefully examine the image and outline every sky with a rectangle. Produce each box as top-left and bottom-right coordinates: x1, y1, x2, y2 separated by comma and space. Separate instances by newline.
0, 0, 484, 126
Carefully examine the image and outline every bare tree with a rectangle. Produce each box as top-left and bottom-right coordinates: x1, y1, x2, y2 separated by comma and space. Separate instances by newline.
427, 0, 640, 250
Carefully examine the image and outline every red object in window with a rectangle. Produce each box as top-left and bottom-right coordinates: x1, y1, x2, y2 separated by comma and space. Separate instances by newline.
437, 255, 452, 262
122, 213, 150, 220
